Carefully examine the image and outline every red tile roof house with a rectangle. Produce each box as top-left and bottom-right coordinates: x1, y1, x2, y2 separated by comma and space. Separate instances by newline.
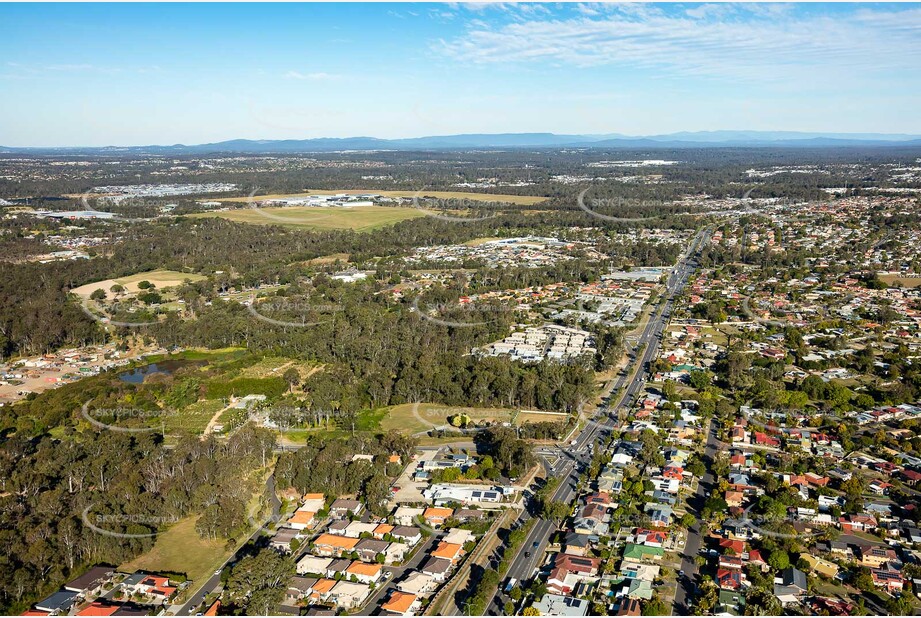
581, 503, 607, 523
547, 567, 576, 595
662, 465, 684, 480
761, 348, 787, 360
748, 550, 769, 572
900, 469, 921, 485
719, 538, 746, 556
554, 554, 601, 576
753, 432, 780, 448
729, 453, 748, 469
725, 491, 744, 508
869, 479, 893, 495
871, 568, 905, 592
585, 492, 613, 507
804, 473, 830, 487
873, 461, 901, 475
128, 574, 176, 601
634, 529, 668, 548
839, 514, 878, 532
717, 568, 744, 590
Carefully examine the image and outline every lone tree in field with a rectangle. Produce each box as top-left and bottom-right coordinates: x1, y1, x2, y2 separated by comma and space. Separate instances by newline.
282, 367, 300, 393
110, 283, 125, 296
90, 289, 106, 301
137, 280, 155, 290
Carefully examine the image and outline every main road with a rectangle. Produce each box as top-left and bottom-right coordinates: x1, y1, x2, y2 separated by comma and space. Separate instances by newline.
485, 228, 710, 615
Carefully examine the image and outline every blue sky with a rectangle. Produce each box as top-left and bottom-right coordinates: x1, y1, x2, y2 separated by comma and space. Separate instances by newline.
2, 2, 920, 146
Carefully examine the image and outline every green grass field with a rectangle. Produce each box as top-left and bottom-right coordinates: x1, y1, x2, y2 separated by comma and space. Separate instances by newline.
190, 205, 425, 231
119, 516, 228, 584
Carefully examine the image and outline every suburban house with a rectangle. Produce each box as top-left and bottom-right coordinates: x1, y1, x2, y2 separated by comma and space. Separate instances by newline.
381, 591, 421, 616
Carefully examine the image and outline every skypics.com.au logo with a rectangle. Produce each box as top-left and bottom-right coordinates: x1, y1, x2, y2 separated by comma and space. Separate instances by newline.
81, 506, 181, 539
247, 297, 344, 329
410, 295, 510, 329
81, 402, 177, 433
411, 189, 499, 223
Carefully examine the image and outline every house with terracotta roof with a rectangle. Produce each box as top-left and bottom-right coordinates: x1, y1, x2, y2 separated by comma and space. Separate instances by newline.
839, 513, 877, 532
730, 426, 749, 444
804, 472, 829, 487
547, 567, 584, 596
632, 529, 668, 548
312, 533, 359, 556
718, 538, 746, 556
345, 561, 382, 585
724, 491, 744, 508
662, 464, 684, 480
753, 432, 780, 447
381, 591, 420, 616
748, 549, 769, 572
307, 578, 337, 604
422, 507, 453, 528
554, 553, 601, 576
122, 573, 176, 602
431, 541, 464, 563
869, 479, 893, 495
585, 491, 613, 507
301, 493, 327, 513
717, 568, 744, 591
288, 510, 316, 530
75, 602, 121, 616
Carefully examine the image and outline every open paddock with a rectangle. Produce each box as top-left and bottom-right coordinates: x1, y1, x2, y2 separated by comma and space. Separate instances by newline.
189, 205, 424, 232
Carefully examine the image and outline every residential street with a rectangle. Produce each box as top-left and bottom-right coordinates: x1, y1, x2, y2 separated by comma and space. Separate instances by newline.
672, 419, 720, 614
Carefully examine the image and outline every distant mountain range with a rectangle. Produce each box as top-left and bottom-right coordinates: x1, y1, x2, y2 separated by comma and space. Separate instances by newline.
4, 131, 921, 154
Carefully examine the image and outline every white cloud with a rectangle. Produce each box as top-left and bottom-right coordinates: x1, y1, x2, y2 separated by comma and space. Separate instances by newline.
438, 5, 921, 81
